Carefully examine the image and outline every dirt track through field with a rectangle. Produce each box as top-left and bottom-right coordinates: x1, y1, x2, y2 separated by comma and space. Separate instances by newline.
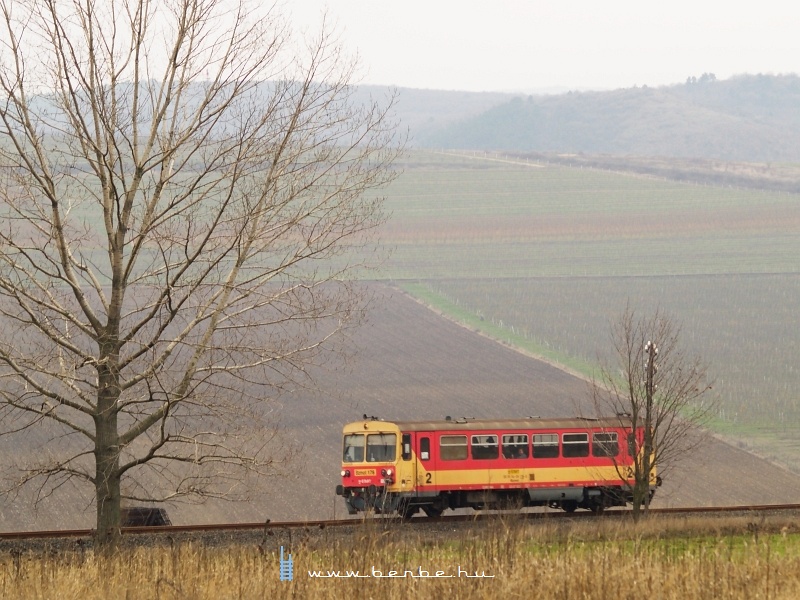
2, 283, 798, 531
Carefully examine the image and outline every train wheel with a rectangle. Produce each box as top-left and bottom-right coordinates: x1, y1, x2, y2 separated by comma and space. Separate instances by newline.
422, 505, 443, 518
562, 500, 578, 513
590, 502, 605, 514
399, 503, 418, 520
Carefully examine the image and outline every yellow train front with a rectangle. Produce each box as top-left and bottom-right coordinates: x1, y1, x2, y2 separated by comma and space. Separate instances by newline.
335, 416, 660, 517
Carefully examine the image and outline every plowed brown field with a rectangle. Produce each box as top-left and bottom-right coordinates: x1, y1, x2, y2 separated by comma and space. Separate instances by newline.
2, 283, 798, 531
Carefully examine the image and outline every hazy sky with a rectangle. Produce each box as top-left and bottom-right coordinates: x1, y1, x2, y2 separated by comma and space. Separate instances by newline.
289, 1, 799, 93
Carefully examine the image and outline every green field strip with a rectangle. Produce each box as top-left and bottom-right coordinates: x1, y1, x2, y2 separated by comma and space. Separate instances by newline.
378, 234, 800, 279
397, 281, 598, 380
373, 153, 800, 280
398, 276, 800, 475
381, 152, 800, 473
384, 163, 799, 218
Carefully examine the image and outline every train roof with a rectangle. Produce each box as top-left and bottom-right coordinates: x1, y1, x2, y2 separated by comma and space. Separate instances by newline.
344, 416, 634, 433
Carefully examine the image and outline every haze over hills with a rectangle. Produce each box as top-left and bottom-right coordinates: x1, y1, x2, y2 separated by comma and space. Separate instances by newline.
20, 74, 799, 165
390, 74, 800, 163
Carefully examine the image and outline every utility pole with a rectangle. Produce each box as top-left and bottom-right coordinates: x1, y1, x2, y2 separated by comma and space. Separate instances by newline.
593, 307, 714, 521
645, 340, 658, 412
643, 340, 658, 508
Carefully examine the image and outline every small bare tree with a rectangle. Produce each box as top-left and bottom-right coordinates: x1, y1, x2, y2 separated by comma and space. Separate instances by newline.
592, 305, 714, 521
0, 0, 401, 543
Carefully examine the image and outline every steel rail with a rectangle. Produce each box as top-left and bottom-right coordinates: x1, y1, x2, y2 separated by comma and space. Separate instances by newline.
2, 503, 800, 541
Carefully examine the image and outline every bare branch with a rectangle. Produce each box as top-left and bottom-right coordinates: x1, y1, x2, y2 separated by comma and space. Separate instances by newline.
590, 303, 716, 520
0, 0, 402, 543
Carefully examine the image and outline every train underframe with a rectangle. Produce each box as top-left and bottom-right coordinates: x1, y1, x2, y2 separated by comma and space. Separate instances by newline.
336, 484, 653, 517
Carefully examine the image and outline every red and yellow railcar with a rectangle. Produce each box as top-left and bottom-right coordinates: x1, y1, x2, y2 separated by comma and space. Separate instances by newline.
335, 415, 659, 517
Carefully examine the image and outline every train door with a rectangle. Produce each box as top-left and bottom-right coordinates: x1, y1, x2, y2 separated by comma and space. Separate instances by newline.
397, 433, 416, 492
418, 435, 435, 490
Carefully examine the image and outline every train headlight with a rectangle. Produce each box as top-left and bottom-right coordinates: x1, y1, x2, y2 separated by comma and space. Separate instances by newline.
380, 468, 394, 484
341, 469, 350, 477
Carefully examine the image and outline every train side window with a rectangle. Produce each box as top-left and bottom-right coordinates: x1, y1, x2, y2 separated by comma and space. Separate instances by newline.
402, 433, 412, 461
471, 435, 499, 460
592, 432, 619, 457
502, 434, 529, 459
343, 434, 365, 463
532, 433, 559, 458
562, 433, 589, 458
440, 435, 468, 461
420, 437, 431, 461
366, 433, 397, 462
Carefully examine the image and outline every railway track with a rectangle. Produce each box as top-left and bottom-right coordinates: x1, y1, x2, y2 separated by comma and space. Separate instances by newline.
2, 503, 800, 541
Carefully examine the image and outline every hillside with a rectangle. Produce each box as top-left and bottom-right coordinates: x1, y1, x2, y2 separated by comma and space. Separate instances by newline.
19, 75, 800, 164
353, 85, 517, 140
4, 285, 800, 530
408, 74, 800, 162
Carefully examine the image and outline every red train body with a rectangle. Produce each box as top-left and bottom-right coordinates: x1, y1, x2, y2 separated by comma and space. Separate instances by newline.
335, 416, 659, 517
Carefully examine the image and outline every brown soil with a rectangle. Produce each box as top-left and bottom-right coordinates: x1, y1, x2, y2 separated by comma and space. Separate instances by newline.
2, 283, 798, 531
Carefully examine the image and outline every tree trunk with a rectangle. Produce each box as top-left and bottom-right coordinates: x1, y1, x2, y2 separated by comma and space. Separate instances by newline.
0, 0, 399, 538
94, 364, 122, 547
631, 477, 645, 523
630, 501, 641, 523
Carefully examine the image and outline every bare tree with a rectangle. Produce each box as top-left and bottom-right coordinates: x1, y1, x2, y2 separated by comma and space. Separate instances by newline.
591, 305, 714, 521
0, 0, 401, 543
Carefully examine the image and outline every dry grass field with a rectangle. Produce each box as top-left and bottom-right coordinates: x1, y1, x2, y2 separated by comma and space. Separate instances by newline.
3, 514, 800, 599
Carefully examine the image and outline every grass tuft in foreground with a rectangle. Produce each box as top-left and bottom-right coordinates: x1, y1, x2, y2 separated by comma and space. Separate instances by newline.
2, 514, 800, 599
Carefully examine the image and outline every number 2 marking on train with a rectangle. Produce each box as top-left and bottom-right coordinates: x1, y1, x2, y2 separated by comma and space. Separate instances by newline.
425, 473, 432, 484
